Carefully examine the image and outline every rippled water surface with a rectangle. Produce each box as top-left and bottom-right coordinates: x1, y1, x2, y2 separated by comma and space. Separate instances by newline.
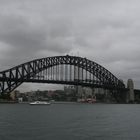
0, 103, 140, 140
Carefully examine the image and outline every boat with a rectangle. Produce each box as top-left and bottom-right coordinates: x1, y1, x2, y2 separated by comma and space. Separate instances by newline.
77, 98, 96, 103
29, 101, 51, 105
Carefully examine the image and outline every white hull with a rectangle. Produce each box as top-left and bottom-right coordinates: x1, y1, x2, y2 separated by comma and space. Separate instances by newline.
29, 101, 51, 105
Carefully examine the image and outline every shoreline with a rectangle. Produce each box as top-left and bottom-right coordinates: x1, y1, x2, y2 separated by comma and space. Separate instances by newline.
0, 100, 138, 104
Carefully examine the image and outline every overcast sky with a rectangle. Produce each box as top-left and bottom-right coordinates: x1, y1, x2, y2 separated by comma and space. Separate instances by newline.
0, 0, 140, 91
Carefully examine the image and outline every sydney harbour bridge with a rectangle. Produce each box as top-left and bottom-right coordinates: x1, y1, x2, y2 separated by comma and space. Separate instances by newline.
0, 55, 132, 102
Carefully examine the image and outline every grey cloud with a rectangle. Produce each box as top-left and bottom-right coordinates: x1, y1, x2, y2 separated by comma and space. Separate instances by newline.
0, 0, 140, 89
0, 15, 73, 51
0, 14, 74, 69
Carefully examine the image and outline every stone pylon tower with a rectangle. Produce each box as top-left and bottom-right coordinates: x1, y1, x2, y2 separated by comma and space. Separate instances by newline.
127, 79, 134, 103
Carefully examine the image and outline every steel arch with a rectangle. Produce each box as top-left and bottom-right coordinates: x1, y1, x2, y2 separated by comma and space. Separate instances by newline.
0, 55, 125, 94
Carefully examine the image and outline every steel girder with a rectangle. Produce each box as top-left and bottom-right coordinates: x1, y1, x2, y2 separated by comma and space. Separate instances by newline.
0, 55, 125, 94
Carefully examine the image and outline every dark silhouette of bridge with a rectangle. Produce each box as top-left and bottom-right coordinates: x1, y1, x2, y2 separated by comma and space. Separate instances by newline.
0, 55, 125, 94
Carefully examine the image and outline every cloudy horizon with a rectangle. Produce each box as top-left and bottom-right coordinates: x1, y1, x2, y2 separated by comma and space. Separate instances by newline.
0, 0, 140, 91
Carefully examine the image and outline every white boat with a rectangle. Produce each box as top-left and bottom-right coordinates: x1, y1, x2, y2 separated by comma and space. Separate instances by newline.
29, 101, 51, 105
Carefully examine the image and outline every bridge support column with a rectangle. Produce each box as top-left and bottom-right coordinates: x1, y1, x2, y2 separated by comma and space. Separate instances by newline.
127, 79, 134, 103
92, 88, 95, 98
104, 89, 112, 103
77, 86, 84, 98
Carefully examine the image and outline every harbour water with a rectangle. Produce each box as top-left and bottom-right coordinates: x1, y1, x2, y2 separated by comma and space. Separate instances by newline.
0, 103, 140, 140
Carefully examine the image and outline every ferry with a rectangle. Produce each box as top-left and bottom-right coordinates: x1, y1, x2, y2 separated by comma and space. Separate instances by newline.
29, 101, 51, 105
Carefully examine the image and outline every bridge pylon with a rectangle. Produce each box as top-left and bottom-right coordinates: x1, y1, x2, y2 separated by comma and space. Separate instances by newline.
127, 79, 134, 103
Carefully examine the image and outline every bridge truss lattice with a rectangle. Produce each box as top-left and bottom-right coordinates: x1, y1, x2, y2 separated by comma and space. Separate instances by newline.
0, 55, 125, 94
